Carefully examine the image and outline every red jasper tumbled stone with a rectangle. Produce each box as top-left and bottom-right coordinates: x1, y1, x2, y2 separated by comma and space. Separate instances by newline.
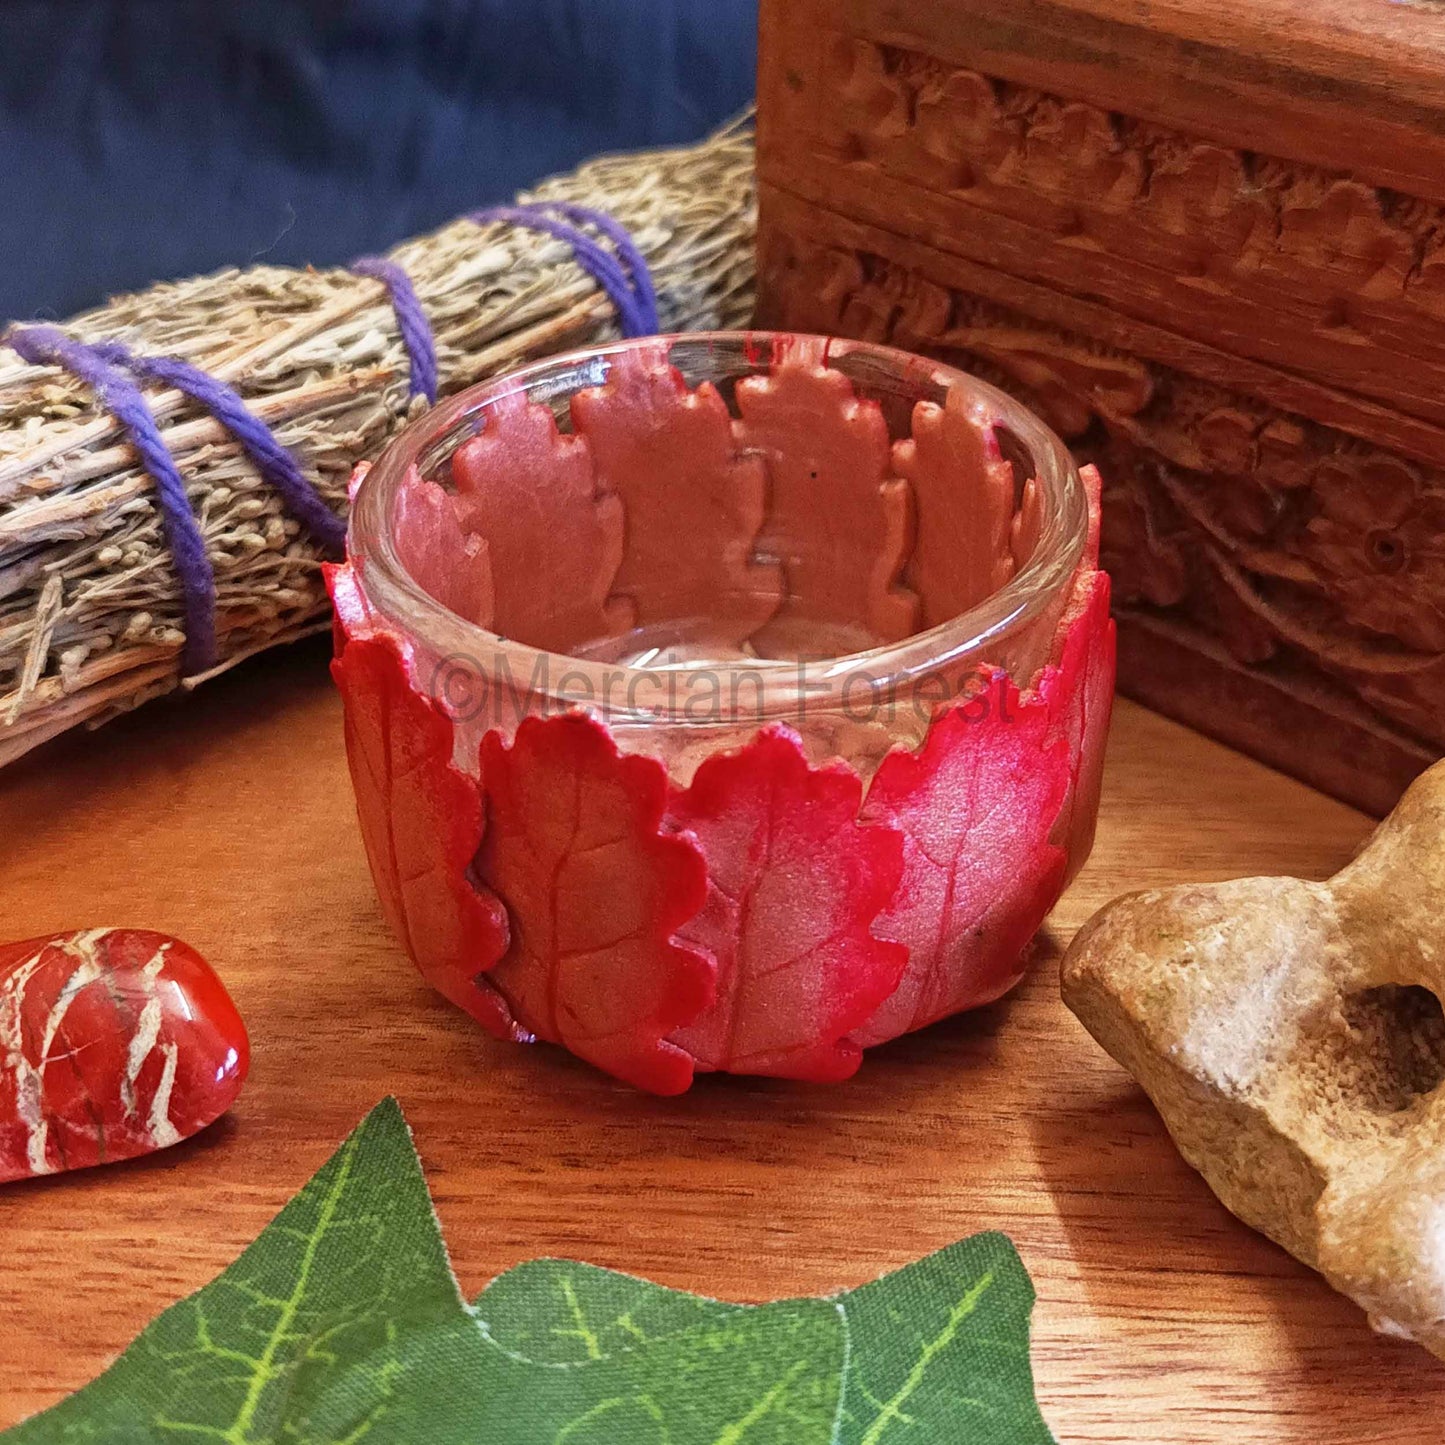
0, 929, 248, 1184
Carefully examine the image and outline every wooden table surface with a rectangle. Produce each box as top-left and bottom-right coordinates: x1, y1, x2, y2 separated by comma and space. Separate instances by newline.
0, 639, 1440, 1443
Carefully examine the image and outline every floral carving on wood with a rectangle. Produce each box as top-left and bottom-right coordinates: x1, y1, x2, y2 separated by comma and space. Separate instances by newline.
809, 37, 1445, 335
758, 222, 1445, 753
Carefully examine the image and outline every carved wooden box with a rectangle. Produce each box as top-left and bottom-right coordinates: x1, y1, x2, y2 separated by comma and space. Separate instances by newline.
755, 0, 1445, 814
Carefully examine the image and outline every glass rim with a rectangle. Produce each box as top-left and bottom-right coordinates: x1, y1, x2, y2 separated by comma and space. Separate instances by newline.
349, 330, 1089, 725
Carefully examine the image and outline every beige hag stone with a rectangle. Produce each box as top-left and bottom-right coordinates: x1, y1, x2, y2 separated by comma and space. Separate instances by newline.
1062, 760, 1445, 1359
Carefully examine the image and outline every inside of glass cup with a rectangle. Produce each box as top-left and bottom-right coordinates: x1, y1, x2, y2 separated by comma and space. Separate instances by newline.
387, 334, 1078, 673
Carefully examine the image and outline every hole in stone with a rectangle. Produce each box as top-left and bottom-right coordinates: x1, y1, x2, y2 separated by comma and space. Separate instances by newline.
1340, 985, 1445, 1112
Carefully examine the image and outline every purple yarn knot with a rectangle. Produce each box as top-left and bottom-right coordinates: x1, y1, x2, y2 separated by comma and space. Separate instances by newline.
469, 202, 659, 337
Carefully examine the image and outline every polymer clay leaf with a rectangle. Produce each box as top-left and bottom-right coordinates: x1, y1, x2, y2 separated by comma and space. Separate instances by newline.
1035, 570, 1115, 883
451, 391, 632, 652
331, 634, 517, 1038
393, 465, 494, 627
474, 712, 714, 1094
0, 929, 248, 1184
736, 350, 919, 654
571, 345, 783, 648
894, 390, 1018, 628
1031, 464, 1116, 882
854, 673, 1070, 1048
834, 1233, 1055, 1445
668, 727, 906, 1081
4, 1098, 498, 1444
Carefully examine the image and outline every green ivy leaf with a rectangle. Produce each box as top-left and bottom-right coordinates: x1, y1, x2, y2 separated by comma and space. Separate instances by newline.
475, 1258, 743, 1362
478, 1244, 1056, 1445
4, 1098, 495, 1444
833, 1235, 1056, 1445
4, 1100, 1055, 1445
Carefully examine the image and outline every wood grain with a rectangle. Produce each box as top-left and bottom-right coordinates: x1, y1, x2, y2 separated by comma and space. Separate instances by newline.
810, 0, 1445, 203
0, 639, 1440, 1442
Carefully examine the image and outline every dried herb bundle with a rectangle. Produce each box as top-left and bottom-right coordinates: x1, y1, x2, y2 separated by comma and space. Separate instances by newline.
0, 121, 757, 766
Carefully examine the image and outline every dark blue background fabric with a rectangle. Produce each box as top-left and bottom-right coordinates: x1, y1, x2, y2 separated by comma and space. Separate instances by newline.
0, 1, 757, 323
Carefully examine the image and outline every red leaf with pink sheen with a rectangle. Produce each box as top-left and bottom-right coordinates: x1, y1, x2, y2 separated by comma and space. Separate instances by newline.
1, 929, 248, 1184
571, 346, 782, 649
474, 713, 714, 1094
1031, 463, 1117, 881
331, 634, 518, 1039
451, 391, 631, 652
394, 465, 494, 627
736, 351, 919, 655
666, 727, 906, 1081
853, 673, 1071, 1048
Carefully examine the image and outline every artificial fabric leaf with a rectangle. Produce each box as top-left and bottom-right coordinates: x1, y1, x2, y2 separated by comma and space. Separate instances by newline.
0, 929, 248, 1184
5, 1100, 1056, 1445
450, 391, 632, 652
331, 634, 518, 1039
476, 1258, 742, 1362
570, 345, 783, 648
735, 350, 919, 655
393, 465, 494, 628
471, 1302, 846, 1445
472, 1241, 1056, 1445
853, 673, 1071, 1048
833, 1233, 1056, 1445
473, 712, 715, 1093
667, 726, 906, 1081
3, 1098, 498, 1444
894, 390, 1017, 628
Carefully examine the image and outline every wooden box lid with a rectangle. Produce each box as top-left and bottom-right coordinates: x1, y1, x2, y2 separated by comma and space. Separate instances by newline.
758, 0, 1445, 447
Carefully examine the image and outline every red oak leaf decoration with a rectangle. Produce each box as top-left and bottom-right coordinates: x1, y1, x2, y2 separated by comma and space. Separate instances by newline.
394, 465, 494, 628
1031, 463, 1117, 881
736, 349, 919, 655
0, 929, 248, 1183
571, 346, 783, 649
894, 390, 1018, 627
853, 673, 1072, 1048
474, 713, 714, 1094
451, 391, 632, 652
665, 727, 906, 1081
331, 634, 518, 1039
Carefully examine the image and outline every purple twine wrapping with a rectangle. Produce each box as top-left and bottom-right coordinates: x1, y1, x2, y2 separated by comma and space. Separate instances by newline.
469, 203, 660, 337
532, 201, 659, 332
87, 339, 348, 558
6, 325, 219, 676
348, 256, 439, 404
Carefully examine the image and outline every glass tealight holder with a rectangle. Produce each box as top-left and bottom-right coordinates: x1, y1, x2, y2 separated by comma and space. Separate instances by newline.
331, 332, 1114, 1094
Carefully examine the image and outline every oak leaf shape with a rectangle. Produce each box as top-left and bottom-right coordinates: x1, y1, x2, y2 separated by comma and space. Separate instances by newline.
393, 465, 493, 627
736, 350, 919, 655
853, 673, 1071, 1048
570, 345, 783, 649
331, 633, 518, 1039
473, 712, 714, 1094
451, 391, 631, 652
1031, 463, 1116, 881
666, 726, 906, 1081
894, 389, 1018, 627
